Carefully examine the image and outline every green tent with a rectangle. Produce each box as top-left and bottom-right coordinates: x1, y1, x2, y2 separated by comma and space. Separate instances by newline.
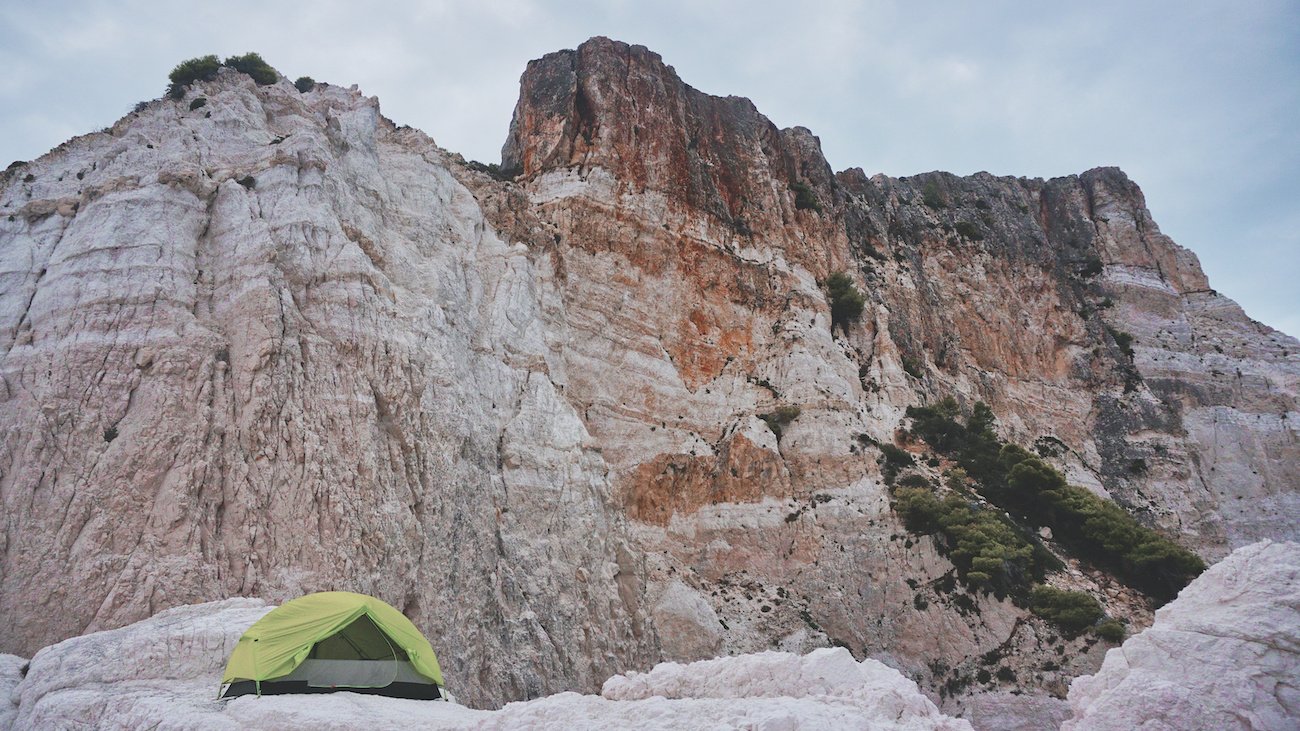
220, 591, 445, 700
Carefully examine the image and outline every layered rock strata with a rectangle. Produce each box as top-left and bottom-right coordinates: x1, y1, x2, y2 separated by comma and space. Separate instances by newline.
0, 37, 1296, 709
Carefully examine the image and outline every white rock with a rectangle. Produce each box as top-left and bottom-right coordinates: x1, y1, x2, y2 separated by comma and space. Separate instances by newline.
947, 691, 1071, 731
1064, 540, 1300, 730
0, 655, 24, 730
3, 601, 971, 731
650, 580, 723, 660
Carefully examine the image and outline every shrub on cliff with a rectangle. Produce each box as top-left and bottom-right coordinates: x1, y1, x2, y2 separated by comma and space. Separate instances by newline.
465, 160, 520, 182
1107, 326, 1136, 360
954, 221, 984, 240
1029, 585, 1103, 634
224, 53, 278, 85
921, 180, 947, 209
1094, 619, 1126, 642
294, 76, 316, 93
906, 400, 1206, 602
167, 55, 221, 99
825, 272, 865, 332
791, 181, 821, 212
890, 481, 1042, 595
759, 405, 801, 440
878, 443, 914, 485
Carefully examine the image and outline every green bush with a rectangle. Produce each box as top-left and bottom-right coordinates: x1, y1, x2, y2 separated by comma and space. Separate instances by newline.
225, 52, 278, 85
294, 76, 316, 93
791, 181, 820, 212
897, 473, 932, 489
1107, 327, 1136, 359
167, 54, 221, 99
879, 443, 915, 485
954, 221, 984, 240
907, 400, 1205, 602
189, 97, 207, 111
1094, 619, 1126, 642
1030, 585, 1103, 634
759, 405, 801, 441
825, 272, 865, 331
890, 484, 1041, 595
1078, 257, 1104, 278
465, 160, 520, 182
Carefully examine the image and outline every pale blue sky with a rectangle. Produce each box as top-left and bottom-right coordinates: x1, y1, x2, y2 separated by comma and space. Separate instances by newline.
2, 1, 1296, 336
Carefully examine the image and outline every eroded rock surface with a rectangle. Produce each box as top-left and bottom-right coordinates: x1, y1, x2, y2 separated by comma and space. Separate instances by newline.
1064, 540, 1300, 730
1, 600, 972, 730
1, 37, 1296, 709
0, 68, 654, 706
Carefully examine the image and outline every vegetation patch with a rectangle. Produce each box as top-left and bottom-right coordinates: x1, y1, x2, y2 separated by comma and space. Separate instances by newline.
824, 272, 866, 332
905, 398, 1205, 602
1107, 326, 1136, 360
1077, 256, 1105, 278
465, 160, 520, 182
758, 405, 801, 441
954, 221, 985, 240
1029, 585, 1103, 635
890, 479, 1050, 597
167, 55, 221, 99
294, 76, 316, 93
224, 52, 278, 85
921, 180, 947, 209
878, 443, 915, 485
791, 181, 820, 212
901, 354, 924, 379
1093, 619, 1126, 642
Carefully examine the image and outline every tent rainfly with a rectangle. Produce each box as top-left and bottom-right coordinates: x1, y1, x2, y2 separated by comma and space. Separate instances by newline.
220, 591, 445, 700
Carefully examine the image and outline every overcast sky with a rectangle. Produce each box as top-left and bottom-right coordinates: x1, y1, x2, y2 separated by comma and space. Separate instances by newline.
2, 1, 1296, 336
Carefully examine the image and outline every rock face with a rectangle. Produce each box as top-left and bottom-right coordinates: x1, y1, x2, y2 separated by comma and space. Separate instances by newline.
0, 67, 655, 706
1064, 540, 1300, 730
1, 36, 1297, 710
0, 655, 22, 730
0, 599, 972, 730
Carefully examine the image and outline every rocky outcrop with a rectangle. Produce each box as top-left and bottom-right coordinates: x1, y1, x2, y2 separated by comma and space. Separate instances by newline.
1, 599, 972, 730
1064, 540, 1300, 730
497, 38, 1299, 562
0, 68, 655, 706
1, 37, 1296, 711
